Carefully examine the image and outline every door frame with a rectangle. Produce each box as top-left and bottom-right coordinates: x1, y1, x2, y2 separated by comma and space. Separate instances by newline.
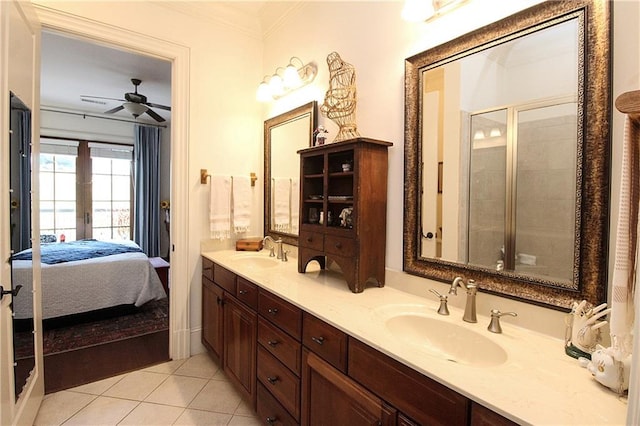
1, 1, 43, 424
34, 6, 191, 360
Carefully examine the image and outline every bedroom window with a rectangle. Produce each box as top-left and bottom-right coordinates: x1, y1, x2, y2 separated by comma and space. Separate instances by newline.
40, 139, 133, 242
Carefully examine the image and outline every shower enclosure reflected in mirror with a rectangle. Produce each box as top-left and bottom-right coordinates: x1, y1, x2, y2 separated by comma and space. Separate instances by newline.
9, 91, 34, 400
264, 101, 317, 246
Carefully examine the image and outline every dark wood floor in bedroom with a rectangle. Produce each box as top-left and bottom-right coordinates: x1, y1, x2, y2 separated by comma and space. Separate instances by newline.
15, 298, 170, 394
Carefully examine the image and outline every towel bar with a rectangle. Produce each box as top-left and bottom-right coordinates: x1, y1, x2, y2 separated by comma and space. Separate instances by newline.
200, 169, 258, 186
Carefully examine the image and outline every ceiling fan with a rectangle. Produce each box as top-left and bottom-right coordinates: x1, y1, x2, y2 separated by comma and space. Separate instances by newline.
81, 78, 170, 122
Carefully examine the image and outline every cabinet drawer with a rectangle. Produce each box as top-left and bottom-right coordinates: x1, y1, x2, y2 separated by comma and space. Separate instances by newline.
302, 313, 348, 373
258, 317, 302, 376
236, 276, 258, 310
202, 257, 214, 281
349, 338, 469, 426
470, 401, 518, 426
257, 382, 297, 426
324, 234, 356, 257
299, 230, 323, 251
258, 290, 302, 340
257, 345, 301, 421
213, 263, 236, 293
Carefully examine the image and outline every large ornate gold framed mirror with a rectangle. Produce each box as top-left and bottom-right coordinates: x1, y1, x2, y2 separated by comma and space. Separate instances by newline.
404, 0, 610, 310
264, 101, 317, 246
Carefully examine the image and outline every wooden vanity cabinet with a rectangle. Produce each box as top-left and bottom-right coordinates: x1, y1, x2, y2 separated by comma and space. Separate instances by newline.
470, 402, 518, 426
301, 313, 394, 425
297, 137, 392, 293
302, 349, 397, 426
202, 258, 223, 359
223, 294, 257, 406
256, 289, 303, 423
349, 337, 469, 426
203, 258, 524, 425
201, 258, 257, 407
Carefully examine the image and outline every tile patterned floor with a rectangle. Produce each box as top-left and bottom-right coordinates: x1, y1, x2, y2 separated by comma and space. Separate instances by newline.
34, 353, 261, 426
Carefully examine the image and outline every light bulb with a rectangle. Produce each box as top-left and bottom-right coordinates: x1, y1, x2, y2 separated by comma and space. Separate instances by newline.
269, 74, 284, 97
256, 81, 271, 102
283, 64, 302, 88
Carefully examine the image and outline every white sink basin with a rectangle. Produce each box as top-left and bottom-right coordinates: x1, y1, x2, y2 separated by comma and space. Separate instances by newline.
229, 253, 280, 269
384, 313, 507, 367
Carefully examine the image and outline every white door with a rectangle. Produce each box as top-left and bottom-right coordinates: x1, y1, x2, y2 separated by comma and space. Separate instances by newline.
0, 1, 43, 425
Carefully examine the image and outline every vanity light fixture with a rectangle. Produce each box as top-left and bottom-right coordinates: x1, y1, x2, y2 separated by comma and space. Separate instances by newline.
402, 0, 469, 22
489, 128, 502, 138
256, 57, 317, 102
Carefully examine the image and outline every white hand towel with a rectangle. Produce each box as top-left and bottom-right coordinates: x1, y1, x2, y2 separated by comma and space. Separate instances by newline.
274, 177, 290, 232
210, 175, 231, 240
291, 178, 300, 234
610, 115, 638, 357
233, 175, 251, 234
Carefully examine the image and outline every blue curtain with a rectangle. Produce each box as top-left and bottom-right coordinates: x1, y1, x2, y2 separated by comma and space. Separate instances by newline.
133, 125, 161, 257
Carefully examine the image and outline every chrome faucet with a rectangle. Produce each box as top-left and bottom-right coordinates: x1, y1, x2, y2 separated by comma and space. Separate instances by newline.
262, 236, 285, 261
448, 277, 478, 323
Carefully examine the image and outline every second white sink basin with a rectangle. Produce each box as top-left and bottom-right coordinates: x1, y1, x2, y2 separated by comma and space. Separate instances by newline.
229, 253, 280, 269
384, 314, 508, 367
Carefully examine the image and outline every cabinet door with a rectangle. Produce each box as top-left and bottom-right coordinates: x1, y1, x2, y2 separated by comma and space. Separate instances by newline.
302, 349, 396, 426
223, 295, 257, 406
202, 276, 224, 360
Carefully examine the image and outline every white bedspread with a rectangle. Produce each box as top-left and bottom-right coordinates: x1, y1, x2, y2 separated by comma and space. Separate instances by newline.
12, 242, 167, 320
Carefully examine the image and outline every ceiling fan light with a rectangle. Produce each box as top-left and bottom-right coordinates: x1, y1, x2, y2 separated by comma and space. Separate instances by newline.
123, 102, 147, 117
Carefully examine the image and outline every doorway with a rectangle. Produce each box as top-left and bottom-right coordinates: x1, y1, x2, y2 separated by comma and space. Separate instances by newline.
35, 3, 192, 379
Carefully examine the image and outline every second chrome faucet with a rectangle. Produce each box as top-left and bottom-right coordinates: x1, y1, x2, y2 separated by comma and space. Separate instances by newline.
449, 276, 477, 323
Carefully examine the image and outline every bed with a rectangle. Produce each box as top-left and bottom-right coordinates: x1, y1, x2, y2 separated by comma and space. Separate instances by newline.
12, 239, 167, 321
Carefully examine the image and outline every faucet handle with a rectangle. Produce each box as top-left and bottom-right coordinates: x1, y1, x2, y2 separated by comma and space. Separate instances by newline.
487, 309, 517, 333
282, 250, 288, 262
429, 289, 450, 316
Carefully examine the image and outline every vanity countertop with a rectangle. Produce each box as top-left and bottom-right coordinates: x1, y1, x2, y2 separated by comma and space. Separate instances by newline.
201, 250, 627, 425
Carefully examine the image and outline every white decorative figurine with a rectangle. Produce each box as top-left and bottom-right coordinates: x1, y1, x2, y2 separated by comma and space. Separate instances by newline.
586, 345, 632, 394
565, 300, 610, 358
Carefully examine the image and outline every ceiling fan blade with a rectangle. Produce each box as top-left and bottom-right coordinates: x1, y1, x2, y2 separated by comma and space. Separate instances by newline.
81, 95, 125, 102
81, 98, 108, 105
104, 105, 125, 114
145, 108, 166, 122
145, 102, 171, 111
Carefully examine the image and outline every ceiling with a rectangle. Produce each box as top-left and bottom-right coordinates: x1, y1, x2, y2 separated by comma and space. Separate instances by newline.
41, 30, 173, 125
40, 1, 292, 127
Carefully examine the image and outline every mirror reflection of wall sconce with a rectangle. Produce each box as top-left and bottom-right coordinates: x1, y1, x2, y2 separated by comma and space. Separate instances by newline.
257, 57, 318, 102
401, 0, 469, 22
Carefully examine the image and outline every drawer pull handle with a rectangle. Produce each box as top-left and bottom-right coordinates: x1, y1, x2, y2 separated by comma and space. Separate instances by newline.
335, 242, 342, 249
266, 375, 279, 384
311, 336, 325, 345
306, 237, 313, 242
238, 289, 247, 295
267, 340, 279, 347
268, 308, 279, 315
266, 416, 277, 425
